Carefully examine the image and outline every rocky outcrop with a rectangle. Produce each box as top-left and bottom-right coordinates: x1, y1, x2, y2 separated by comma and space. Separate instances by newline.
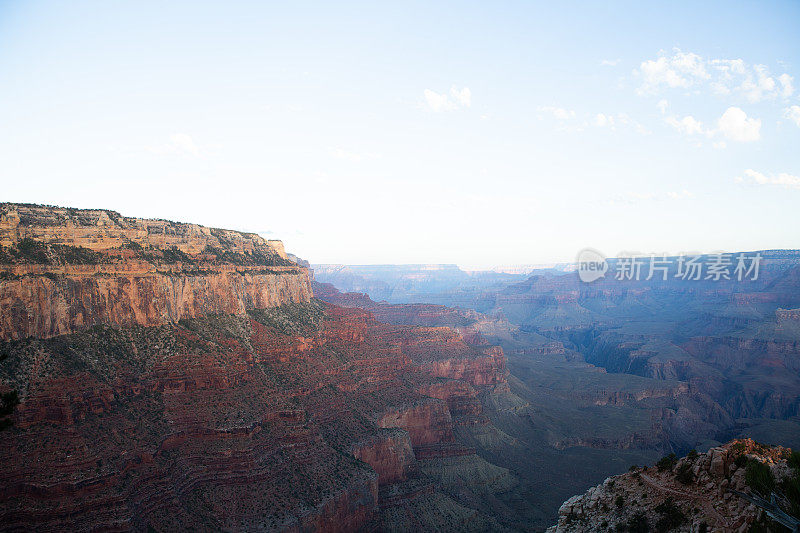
377, 399, 456, 447
0, 204, 312, 339
351, 429, 416, 485
548, 439, 799, 532
0, 203, 289, 256
777, 308, 800, 323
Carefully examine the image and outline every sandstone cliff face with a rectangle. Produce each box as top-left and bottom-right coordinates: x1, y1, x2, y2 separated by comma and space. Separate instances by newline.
0, 266, 311, 340
0, 204, 311, 340
0, 203, 288, 256
351, 429, 416, 485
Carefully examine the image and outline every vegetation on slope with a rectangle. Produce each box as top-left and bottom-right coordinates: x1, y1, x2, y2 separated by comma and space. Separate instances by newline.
248, 299, 329, 336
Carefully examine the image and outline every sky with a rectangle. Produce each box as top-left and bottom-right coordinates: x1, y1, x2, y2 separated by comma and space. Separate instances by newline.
1, 1, 799, 269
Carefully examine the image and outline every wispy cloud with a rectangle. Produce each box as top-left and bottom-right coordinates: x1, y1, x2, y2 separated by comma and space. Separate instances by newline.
784, 105, 800, 127
423, 86, 472, 112
600, 58, 621, 67
665, 115, 705, 136
736, 169, 800, 190
593, 112, 650, 134
538, 106, 649, 134
666, 189, 695, 200
537, 105, 576, 120
636, 48, 794, 102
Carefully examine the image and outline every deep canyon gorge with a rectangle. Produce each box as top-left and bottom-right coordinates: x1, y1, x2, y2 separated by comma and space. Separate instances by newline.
1, 203, 799, 532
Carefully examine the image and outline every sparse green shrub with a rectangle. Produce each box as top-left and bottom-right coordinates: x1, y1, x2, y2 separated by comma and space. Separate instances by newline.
780, 473, 800, 518
654, 497, 686, 532
675, 462, 694, 485
625, 512, 648, 533
248, 300, 327, 336
745, 459, 775, 496
1, 238, 104, 265
615, 495, 625, 508
656, 453, 678, 472
788, 451, 800, 472
687, 449, 698, 460
0, 390, 19, 415
734, 454, 747, 468
779, 452, 800, 517
0, 389, 20, 431
16, 238, 49, 263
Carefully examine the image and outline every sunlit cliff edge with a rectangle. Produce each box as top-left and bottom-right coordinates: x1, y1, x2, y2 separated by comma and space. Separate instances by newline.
0, 203, 312, 340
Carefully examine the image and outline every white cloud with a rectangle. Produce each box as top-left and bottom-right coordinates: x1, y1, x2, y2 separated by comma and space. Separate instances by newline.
638, 50, 708, 92
423, 86, 472, 112
717, 106, 761, 142
779, 74, 795, 98
665, 115, 706, 136
740, 65, 777, 103
736, 169, 800, 190
424, 89, 455, 112
784, 105, 800, 127
667, 189, 695, 200
593, 112, 650, 134
636, 49, 794, 102
664, 107, 760, 144
713, 141, 727, 149
657, 99, 669, 114
451, 86, 471, 107
600, 58, 621, 67
538, 105, 576, 120
594, 113, 613, 127
537, 107, 648, 134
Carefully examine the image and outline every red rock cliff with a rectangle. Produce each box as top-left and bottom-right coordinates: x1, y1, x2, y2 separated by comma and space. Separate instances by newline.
0, 203, 312, 340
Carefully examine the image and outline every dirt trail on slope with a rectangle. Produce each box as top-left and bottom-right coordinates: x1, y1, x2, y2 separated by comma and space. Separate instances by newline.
640, 473, 743, 532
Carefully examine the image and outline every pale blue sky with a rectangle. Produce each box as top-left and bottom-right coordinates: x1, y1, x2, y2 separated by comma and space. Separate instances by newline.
1, 1, 798, 268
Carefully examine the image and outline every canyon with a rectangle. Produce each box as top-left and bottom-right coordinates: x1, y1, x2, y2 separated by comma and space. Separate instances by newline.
316, 258, 800, 453
314, 258, 800, 529
2, 204, 798, 531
